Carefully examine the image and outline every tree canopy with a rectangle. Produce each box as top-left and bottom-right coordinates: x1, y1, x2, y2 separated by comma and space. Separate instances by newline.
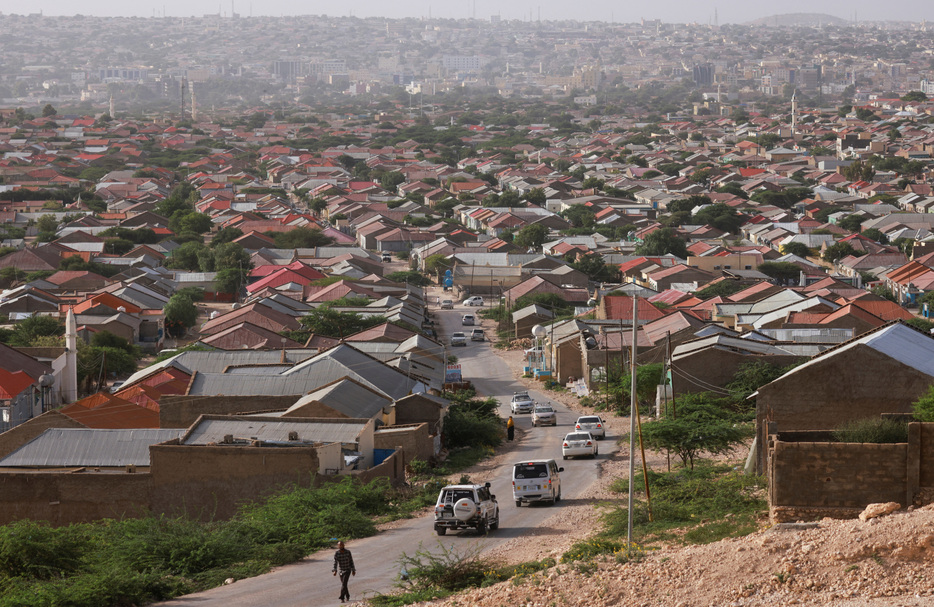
635, 228, 688, 258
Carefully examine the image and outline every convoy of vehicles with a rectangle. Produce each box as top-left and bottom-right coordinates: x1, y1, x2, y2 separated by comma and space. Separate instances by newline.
510, 391, 535, 414
531, 403, 557, 426
575, 415, 606, 439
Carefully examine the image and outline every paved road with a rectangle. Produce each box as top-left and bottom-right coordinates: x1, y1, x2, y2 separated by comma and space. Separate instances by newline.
157, 298, 615, 607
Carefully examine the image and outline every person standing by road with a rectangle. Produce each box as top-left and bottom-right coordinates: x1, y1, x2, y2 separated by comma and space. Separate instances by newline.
507, 415, 515, 441
332, 540, 356, 603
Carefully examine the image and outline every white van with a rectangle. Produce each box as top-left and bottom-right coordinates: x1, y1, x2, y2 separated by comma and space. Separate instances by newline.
512, 459, 563, 506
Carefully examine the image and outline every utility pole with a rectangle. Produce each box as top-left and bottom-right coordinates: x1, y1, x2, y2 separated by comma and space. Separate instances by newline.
627, 295, 638, 551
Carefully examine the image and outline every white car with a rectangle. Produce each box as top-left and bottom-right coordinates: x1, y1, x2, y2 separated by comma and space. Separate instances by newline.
562, 432, 598, 459
532, 403, 557, 426
462, 314, 475, 326
450, 332, 467, 347
575, 415, 606, 440
470, 329, 485, 342
433, 483, 499, 535
440, 299, 454, 309
463, 296, 484, 306
510, 391, 535, 414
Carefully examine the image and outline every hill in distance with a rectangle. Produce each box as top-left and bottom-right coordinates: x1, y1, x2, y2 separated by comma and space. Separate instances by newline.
747, 13, 851, 26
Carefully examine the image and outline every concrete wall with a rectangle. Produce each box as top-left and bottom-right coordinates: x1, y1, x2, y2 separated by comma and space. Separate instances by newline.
149, 441, 320, 521
768, 423, 934, 523
159, 395, 299, 428
0, 471, 152, 527
375, 423, 433, 467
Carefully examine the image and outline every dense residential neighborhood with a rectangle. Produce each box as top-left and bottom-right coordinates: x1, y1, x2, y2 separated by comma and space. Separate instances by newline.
5, 9, 934, 607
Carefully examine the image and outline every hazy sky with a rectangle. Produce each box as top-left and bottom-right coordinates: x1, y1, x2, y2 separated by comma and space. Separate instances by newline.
3, 0, 933, 23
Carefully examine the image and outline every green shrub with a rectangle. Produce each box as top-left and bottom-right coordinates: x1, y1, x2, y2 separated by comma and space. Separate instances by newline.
443, 409, 502, 450
832, 417, 909, 443
0, 520, 87, 580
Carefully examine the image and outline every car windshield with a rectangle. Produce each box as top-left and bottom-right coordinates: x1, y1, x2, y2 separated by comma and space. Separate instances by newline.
514, 463, 548, 479
452, 332, 465, 337
535, 405, 554, 412
579, 417, 600, 424
513, 394, 530, 401
566, 433, 591, 441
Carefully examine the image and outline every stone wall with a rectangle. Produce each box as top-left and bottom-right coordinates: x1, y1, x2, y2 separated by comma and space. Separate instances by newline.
375, 423, 433, 467
768, 423, 934, 523
0, 471, 152, 526
149, 441, 319, 521
158, 395, 299, 428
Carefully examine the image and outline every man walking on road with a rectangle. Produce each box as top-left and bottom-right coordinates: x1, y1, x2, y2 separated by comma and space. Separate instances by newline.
332, 540, 356, 602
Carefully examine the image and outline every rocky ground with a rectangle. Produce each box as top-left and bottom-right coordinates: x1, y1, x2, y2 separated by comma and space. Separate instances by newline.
406, 313, 934, 606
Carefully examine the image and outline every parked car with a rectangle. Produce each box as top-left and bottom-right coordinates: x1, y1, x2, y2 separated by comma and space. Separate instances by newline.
510, 391, 535, 414
512, 459, 563, 506
463, 296, 484, 306
109, 381, 125, 394
381, 252, 392, 262
470, 329, 485, 342
575, 415, 606, 439
562, 432, 598, 460
532, 403, 557, 426
450, 332, 467, 347
433, 482, 499, 535
440, 299, 454, 309
462, 314, 475, 326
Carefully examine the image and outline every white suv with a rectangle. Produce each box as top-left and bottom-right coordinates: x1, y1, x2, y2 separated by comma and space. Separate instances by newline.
510, 391, 535, 414
433, 483, 499, 535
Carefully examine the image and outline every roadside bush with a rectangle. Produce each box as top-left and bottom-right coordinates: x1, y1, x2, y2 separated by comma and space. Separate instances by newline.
0, 520, 87, 580
443, 408, 502, 449
832, 417, 909, 444
561, 538, 623, 563
396, 542, 497, 593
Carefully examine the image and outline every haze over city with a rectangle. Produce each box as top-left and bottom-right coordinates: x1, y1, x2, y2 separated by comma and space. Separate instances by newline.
4, 0, 934, 24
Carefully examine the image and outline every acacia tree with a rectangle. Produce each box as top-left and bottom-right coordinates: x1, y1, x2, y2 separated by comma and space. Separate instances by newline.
642, 392, 750, 470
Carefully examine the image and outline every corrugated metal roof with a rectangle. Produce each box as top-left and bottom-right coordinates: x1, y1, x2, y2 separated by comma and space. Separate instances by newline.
182, 416, 367, 445
288, 379, 391, 417
0, 428, 183, 467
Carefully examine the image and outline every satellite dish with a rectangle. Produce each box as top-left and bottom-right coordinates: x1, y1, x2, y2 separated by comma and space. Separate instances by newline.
210, 311, 219, 319
117, 306, 126, 312
587, 298, 597, 307
531, 324, 546, 338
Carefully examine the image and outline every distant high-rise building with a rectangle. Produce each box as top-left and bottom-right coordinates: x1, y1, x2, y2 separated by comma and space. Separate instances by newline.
693, 63, 714, 86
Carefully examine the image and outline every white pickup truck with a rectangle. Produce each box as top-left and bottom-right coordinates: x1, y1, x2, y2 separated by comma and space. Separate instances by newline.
433, 482, 499, 535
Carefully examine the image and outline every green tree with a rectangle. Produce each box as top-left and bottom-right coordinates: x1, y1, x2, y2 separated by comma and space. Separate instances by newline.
861, 228, 888, 244
163, 294, 198, 338
757, 261, 802, 285
42, 104, 57, 117
693, 203, 744, 234
726, 360, 798, 411
385, 271, 431, 287
210, 227, 243, 248
901, 91, 928, 102
271, 227, 335, 249
424, 253, 453, 277
781, 242, 812, 258
609, 363, 664, 415
694, 280, 744, 300
837, 214, 865, 233
214, 268, 247, 295
842, 159, 875, 182
380, 171, 405, 192
635, 228, 688, 258
513, 224, 548, 250
36, 214, 59, 235
571, 253, 617, 282
642, 393, 750, 470
2, 315, 64, 347
90, 331, 142, 360
822, 241, 863, 263
171, 211, 213, 235
289, 306, 387, 340
166, 241, 209, 271
523, 188, 547, 205
560, 205, 596, 228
